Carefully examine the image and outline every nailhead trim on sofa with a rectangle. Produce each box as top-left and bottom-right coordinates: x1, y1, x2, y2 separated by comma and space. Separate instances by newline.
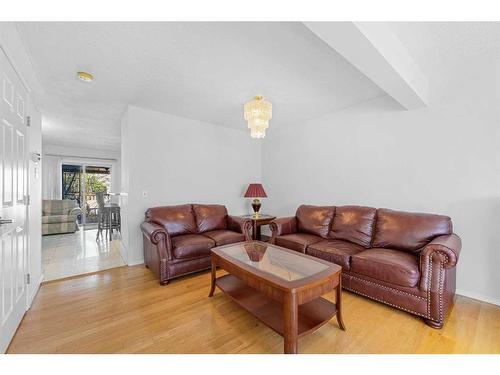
344, 286, 429, 319
425, 251, 448, 322
349, 274, 426, 300
427, 255, 432, 317
438, 256, 445, 322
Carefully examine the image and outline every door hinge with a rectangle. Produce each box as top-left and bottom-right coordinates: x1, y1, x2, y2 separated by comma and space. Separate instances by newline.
26, 273, 31, 285
26, 116, 31, 127
27, 194, 30, 205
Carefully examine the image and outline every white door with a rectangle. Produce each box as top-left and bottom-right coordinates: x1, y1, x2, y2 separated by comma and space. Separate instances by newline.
0, 48, 28, 353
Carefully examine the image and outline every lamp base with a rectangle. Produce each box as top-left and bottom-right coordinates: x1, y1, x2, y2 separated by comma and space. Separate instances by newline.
251, 200, 262, 218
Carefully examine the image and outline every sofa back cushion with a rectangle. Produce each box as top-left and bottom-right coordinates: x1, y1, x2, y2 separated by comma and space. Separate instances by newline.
42, 199, 78, 215
330, 205, 377, 248
372, 208, 452, 253
145, 204, 197, 237
193, 204, 228, 233
295, 205, 335, 238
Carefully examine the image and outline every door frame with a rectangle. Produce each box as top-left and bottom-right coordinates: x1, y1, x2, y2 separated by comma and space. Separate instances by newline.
24, 110, 31, 311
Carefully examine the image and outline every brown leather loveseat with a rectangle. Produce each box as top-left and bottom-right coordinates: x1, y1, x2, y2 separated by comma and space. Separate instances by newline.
270, 205, 461, 329
141, 204, 252, 285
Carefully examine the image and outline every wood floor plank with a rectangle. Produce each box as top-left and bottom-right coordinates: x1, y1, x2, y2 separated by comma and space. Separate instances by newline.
6, 265, 500, 354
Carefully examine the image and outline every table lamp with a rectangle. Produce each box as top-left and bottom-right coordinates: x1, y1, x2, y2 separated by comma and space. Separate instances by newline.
244, 183, 268, 218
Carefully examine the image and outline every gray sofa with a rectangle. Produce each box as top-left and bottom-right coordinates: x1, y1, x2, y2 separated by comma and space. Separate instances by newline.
42, 199, 82, 235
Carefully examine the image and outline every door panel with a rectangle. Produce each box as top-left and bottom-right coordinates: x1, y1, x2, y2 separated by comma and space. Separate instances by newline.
2, 120, 13, 205
16, 229, 25, 301
1, 234, 13, 321
16, 130, 25, 203
0, 48, 28, 353
2, 74, 14, 108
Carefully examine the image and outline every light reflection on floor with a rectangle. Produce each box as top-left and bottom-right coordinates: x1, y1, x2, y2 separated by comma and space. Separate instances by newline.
42, 228, 127, 282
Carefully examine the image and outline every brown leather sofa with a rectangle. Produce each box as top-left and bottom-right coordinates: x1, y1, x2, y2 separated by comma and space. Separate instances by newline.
141, 204, 252, 285
270, 205, 461, 329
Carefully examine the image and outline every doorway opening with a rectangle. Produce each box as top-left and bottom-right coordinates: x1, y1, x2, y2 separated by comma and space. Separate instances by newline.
41, 157, 125, 282
61, 164, 112, 228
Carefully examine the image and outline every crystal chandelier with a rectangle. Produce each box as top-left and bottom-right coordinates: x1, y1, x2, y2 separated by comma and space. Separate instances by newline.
244, 96, 272, 139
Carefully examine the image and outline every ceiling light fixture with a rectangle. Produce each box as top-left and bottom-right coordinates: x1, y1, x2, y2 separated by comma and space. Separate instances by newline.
77, 71, 94, 82
244, 95, 272, 139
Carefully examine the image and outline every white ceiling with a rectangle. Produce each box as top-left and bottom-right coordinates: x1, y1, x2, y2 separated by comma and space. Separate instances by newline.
388, 22, 500, 92
16, 22, 386, 150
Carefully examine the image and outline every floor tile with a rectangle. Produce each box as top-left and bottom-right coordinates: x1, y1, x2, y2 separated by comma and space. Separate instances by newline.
42, 228, 127, 282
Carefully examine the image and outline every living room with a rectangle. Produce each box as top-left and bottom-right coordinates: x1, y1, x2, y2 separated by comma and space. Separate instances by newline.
0, 0, 499, 372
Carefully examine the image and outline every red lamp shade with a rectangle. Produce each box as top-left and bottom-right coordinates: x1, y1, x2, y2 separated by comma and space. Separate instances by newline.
244, 183, 267, 198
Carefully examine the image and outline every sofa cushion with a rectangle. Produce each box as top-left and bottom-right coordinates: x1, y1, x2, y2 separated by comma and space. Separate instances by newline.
171, 234, 215, 259
202, 230, 245, 246
193, 204, 228, 233
42, 199, 78, 215
373, 208, 452, 253
275, 233, 323, 253
42, 214, 78, 224
306, 239, 365, 270
146, 204, 197, 237
330, 205, 377, 248
295, 205, 335, 238
351, 248, 420, 287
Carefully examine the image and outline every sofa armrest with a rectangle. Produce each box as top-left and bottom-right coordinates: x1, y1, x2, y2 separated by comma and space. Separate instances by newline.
227, 215, 252, 241
68, 207, 83, 217
140, 221, 173, 260
141, 222, 170, 244
419, 234, 461, 291
269, 217, 297, 244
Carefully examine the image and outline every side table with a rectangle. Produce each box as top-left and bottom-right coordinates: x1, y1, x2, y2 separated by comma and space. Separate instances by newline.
240, 214, 276, 241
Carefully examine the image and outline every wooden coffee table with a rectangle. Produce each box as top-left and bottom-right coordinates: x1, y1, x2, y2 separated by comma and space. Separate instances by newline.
209, 241, 344, 354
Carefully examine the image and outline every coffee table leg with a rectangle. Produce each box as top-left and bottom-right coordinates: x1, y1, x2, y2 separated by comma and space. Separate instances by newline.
283, 293, 298, 354
208, 258, 216, 297
335, 279, 346, 331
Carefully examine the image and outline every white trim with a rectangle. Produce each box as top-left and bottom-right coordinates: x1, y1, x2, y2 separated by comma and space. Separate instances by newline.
45, 153, 118, 162
26, 274, 44, 309
25, 106, 32, 311
456, 289, 500, 307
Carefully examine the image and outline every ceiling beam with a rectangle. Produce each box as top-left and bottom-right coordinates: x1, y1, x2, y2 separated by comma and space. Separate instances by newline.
304, 22, 428, 110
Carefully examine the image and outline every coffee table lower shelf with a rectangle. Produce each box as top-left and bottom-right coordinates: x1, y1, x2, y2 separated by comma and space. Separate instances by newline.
216, 274, 337, 338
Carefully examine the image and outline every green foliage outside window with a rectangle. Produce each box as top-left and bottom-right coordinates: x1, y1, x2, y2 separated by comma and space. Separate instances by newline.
85, 174, 109, 193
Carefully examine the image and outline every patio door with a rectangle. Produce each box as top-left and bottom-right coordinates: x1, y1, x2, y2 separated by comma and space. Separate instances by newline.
61, 163, 112, 227
0, 48, 28, 353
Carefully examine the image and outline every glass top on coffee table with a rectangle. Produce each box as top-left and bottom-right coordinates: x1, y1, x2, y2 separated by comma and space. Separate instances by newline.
216, 241, 330, 282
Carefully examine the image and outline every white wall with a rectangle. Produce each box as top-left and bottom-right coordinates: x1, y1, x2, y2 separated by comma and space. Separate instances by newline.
262, 59, 500, 305
121, 105, 261, 265
120, 111, 130, 263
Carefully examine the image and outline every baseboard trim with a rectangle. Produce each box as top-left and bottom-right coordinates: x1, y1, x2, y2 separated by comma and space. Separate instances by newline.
127, 259, 145, 267
456, 289, 500, 307
27, 274, 44, 309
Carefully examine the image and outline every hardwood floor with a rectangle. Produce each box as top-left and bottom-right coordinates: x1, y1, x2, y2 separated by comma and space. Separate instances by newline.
7, 265, 500, 354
